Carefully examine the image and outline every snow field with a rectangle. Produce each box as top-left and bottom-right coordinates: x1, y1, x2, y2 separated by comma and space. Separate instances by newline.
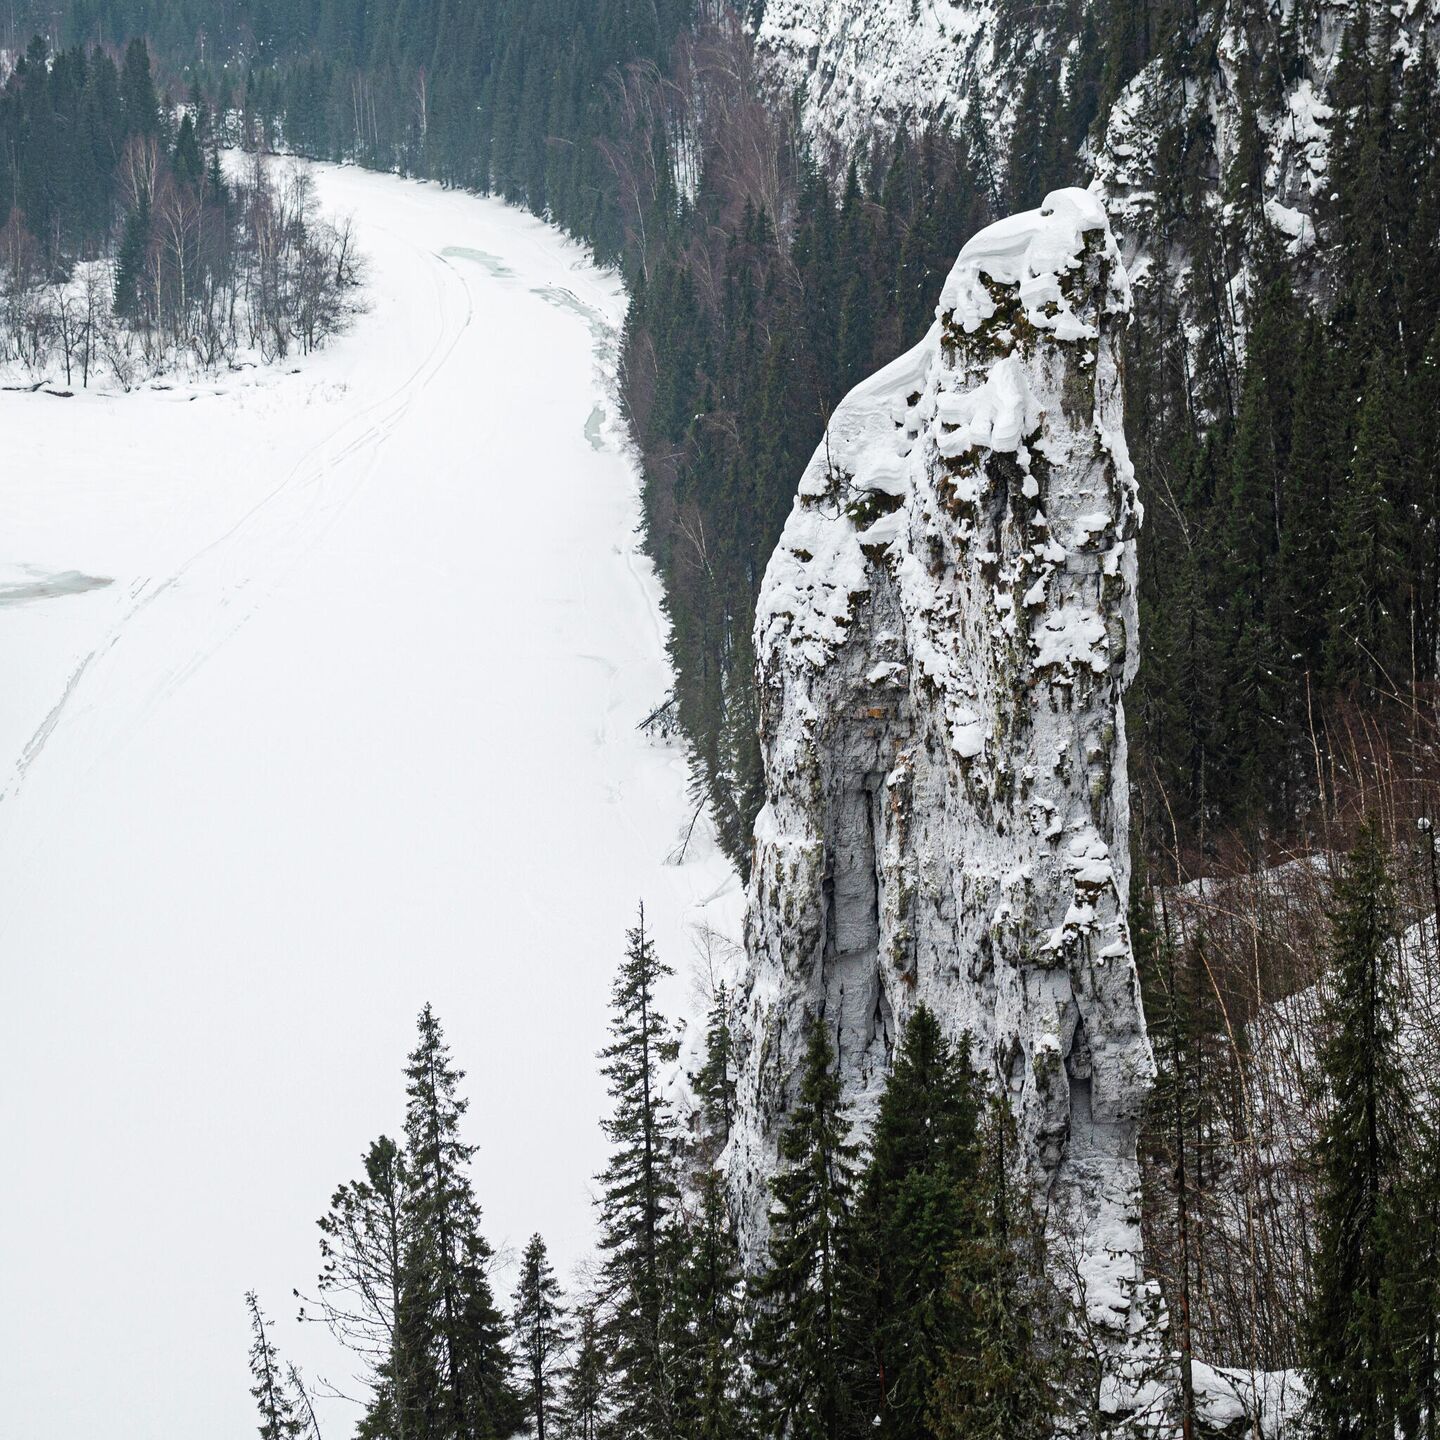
0, 163, 739, 1439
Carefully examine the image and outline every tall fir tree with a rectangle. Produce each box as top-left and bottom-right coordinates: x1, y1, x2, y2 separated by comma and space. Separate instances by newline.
595, 904, 681, 1439
927, 1099, 1052, 1440
399, 1005, 519, 1440
1325, 364, 1407, 692
1277, 314, 1339, 677
751, 1017, 859, 1440
846, 1004, 986, 1439
671, 1168, 748, 1440
510, 1234, 569, 1440
562, 1299, 609, 1440
119, 37, 159, 136
695, 980, 737, 1150
1305, 823, 1412, 1440
173, 110, 204, 184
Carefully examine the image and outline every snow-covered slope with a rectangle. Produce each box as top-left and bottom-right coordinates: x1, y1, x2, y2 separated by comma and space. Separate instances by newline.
758, 0, 1438, 321
0, 164, 738, 1440
727, 188, 1160, 1399
755, 0, 998, 146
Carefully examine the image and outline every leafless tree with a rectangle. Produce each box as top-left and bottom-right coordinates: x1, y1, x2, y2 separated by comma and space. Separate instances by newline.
118, 132, 162, 216
1138, 685, 1440, 1381
50, 279, 81, 386
78, 261, 105, 387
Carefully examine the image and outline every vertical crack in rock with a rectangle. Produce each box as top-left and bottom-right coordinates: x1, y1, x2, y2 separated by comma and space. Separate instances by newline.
727, 187, 1159, 1385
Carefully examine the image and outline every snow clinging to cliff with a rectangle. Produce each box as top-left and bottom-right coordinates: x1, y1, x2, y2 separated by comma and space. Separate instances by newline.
731, 186, 1161, 1413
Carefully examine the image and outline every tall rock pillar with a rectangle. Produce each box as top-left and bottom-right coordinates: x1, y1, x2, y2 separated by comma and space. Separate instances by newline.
728, 187, 1156, 1364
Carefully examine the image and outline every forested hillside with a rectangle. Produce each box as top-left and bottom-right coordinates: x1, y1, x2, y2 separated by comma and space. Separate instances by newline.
7, 0, 1440, 1430
31, 0, 1436, 883
21, 0, 1435, 870
0, 35, 360, 381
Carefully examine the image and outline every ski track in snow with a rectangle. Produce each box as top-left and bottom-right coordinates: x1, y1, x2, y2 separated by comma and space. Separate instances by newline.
4, 226, 468, 801
0, 164, 740, 1440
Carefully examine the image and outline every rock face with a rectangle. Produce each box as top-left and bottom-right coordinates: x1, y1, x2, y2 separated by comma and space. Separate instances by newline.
727, 188, 1155, 1352
754, 0, 1001, 149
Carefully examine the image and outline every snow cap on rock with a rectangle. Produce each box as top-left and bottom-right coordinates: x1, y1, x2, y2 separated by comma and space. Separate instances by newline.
940, 186, 1130, 341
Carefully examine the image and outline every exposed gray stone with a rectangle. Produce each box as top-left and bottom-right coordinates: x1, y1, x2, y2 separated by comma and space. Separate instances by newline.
727, 189, 1157, 1379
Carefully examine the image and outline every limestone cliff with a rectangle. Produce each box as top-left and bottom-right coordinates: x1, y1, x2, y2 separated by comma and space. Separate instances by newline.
727, 187, 1156, 1370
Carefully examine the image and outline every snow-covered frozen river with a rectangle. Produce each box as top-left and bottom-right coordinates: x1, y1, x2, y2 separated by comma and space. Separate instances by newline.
0, 165, 738, 1438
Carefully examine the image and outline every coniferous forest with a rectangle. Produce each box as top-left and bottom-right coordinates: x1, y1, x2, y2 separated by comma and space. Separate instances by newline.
4, 0, 1440, 1434
247, 865, 1439, 1438
254, 923, 1077, 1440
12, 0, 1439, 859
0, 37, 361, 383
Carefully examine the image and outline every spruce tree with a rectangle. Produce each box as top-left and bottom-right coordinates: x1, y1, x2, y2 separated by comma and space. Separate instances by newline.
671, 1169, 748, 1440
928, 1100, 1052, 1440
173, 112, 204, 184
847, 1004, 986, 1439
1325, 370, 1406, 692
695, 981, 737, 1149
1277, 315, 1339, 676
399, 1005, 519, 1440
751, 1017, 859, 1440
595, 903, 680, 1439
113, 201, 149, 321
562, 1299, 609, 1440
1305, 823, 1412, 1440
246, 1291, 304, 1440
119, 38, 159, 137
720, 622, 766, 869
1328, 0, 1400, 360
510, 1234, 569, 1440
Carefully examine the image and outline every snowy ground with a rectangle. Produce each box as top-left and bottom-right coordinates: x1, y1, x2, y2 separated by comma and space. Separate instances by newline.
0, 164, 741, 1439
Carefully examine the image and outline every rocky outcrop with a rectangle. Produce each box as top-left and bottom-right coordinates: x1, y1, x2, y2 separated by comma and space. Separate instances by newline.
754, 0, 1002, 149
756, 0, 1440, 327
726, 188, 1157, 1371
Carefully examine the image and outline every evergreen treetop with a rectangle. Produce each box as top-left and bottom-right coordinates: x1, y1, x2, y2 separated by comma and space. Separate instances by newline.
751, 1016, 859, 1440
1306, 823, 1414, 1440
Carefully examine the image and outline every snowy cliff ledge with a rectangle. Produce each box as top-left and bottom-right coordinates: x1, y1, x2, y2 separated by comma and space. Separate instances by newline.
728, 187, 1159, 1391
754, 0, 998, 150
